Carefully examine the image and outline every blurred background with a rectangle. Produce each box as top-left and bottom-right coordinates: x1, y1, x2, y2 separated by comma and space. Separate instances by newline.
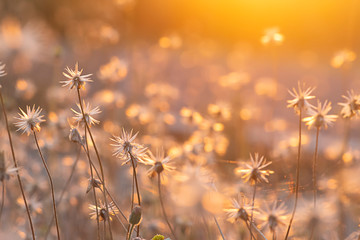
0, 0, 360, 239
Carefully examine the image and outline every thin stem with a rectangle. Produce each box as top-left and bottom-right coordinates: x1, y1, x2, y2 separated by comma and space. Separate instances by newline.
0, 87, 36, 239
0, 181, 4, 220
250, 221, 268, 240
76, 88, 113, 240
313, 127, 320, 208
213, 216, 226, 240
33, 131, 60, 240
245, 221, 256, 240
157, 174, 177, 240
44, 147, 82, 239
129, 153, 141, 237
82, 148, 128, 225
284, 109, 302, 239
272, 231, 275, 240
81, 141, 129, 234
250, 183, 257, 240
84, 129, 101, 240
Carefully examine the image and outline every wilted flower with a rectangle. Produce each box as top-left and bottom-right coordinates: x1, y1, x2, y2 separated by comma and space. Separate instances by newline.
89, 201, 119, 222
303, 100, 338, 129
338, 90, 360, 118
86, 178, 102, 194
0, 152, 19, 182
71, 101, 101, 126
287, 82, 315, 113
142, 149, 176, 177
61, 62, 93, 90
69, 127, 83, 145
111, 128, 147, 166
235, 153, 273, 185
14, 105, 45, 135
0, 62, 6, 77
223, 194, 252, 223
256, 201, 289, 235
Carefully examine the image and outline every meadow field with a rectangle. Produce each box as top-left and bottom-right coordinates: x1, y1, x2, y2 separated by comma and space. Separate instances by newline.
0, 0, 359, 239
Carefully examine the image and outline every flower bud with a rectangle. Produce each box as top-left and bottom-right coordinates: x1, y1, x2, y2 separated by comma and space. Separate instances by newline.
129, 205, 142, 226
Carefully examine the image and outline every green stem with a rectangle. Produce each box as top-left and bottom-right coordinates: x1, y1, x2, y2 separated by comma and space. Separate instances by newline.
127, 224, 135, 240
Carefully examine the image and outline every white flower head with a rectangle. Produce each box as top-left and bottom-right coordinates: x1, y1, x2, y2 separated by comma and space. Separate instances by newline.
224, 194, 252, 223
89, 201, 119, 222
256, 201, 289, 235
71, 101, 101, 127
142, 149, 176, 177
111, 128, 147, 166
303, 100, 338, 129
235, 153, 274, 185
14, 105, 45, 135
61, 62, 93, 90
0, 62, 6, 78
287, 82, 315, 114
338, 90, 360, 119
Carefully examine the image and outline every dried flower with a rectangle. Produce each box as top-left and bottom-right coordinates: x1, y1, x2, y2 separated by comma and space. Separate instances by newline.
303, 100, 338, 129
71, 101, 101, 126
338, 90, 360, 119
111, 128, 147, 166
129, 205, 142, 226
61, 62, 93, 90
143, 149, 175, 177
287, 82, 315, 113
89, 201, 118, 222
224, 194, 252, 223
235, 153, 273, 185
0, 152, 19, 182
86, 178, 102, 194
14, 105, 45, 135
0, 62, 6, 77
256, 201, 289, 234
69, 127, 83, 145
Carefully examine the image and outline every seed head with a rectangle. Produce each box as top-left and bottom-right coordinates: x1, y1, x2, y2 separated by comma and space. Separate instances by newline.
224, 194, 252, 223
0, 62, 7, 78
89, 201, 119, 222
0, 152, 19, 182
69, 127, 83, 145
303, 100, 338, 129
287, 82, 315, 114
14, 105, 45, 135
61, 62, 93, 90
338, 90, 360, 119
235, 153, 274, 185
71, 101, 101, 127
142, 149, 176, 177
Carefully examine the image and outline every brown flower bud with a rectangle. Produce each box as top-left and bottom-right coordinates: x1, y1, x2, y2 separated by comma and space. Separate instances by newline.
129, 205, 142, 226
